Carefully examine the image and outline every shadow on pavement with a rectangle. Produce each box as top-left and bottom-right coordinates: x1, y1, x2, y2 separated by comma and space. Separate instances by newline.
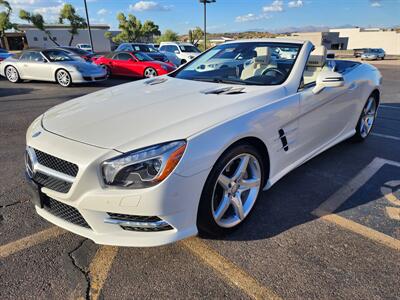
0, 87, 35, 98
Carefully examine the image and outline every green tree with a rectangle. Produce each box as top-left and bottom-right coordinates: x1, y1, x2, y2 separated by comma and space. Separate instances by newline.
188, 26, 203, 46
0, 0, 16, 49
156, 29, 179, 43
111, 12, 142, 43
141, 20, 160, 42
19, 9, 60, 46
59, 4, 87, 46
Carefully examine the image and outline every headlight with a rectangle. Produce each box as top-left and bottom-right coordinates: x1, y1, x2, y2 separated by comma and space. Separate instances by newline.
102, 140, 186, 188
161, 65, 168, 71
75, 66, 85, 73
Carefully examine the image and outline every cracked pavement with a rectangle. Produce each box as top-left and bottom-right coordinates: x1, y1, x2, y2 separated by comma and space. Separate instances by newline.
1, 63, 400, 299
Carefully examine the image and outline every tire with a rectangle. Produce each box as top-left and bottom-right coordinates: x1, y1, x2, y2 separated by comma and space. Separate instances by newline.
101, 64, 111, 77
143, 67, 157, 78
56, 69, 72, 87
351, 94, 378, 142
5, 66, 21, 83
197, 144, 266, 237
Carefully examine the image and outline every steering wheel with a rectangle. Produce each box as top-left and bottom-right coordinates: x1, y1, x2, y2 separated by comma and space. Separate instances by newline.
262, 68, 285, 77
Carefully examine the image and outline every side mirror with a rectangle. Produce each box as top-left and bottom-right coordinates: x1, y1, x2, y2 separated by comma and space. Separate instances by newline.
174, 50, 180, 54
313, 71, 344, 94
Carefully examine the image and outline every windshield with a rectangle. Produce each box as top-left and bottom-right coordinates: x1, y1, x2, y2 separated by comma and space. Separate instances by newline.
42, 50, 74, 62
172, 42, 302, 86
179, 45, 201, 53
132, 44, 158, 53
61, 47, 91, 55
134, 52, 154, 61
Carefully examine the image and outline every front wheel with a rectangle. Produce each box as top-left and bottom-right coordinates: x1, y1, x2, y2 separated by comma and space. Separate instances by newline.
56, 69, 72, 87
5, 66, 21, 83
197, 144, 265, 237
143, 67, 157, 78
352, 95, 378, 142
101, 64, 111, 77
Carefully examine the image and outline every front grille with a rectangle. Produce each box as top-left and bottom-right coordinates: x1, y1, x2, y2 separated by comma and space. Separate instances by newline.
34, 149, 79, 177
43, 197, 91, 229
33, 172, 72, 193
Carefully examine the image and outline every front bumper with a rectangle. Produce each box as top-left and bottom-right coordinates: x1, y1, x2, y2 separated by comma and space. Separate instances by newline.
26, 125, 208, 247
71, 70, 107, 83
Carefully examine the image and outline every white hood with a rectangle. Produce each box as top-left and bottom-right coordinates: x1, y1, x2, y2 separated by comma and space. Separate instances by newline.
42, 77, 284, 152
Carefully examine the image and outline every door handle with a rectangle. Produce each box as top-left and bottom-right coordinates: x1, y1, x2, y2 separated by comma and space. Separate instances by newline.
349, 83, 357, 90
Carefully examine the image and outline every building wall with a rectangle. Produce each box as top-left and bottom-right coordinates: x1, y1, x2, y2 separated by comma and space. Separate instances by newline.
286, 31, 347, 50
330, 28, 400, 55
24, 28, 111, 52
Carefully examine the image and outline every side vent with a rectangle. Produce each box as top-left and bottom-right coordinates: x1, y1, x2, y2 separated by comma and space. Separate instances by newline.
278, 129, 289, 152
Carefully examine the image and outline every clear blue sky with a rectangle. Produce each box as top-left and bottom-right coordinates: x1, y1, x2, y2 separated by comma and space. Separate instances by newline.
7, 0, 400, 34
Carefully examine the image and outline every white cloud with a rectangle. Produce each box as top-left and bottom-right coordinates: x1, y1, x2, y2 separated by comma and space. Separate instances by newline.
9, 0, 38, 4
235, 13, 270, 23
33, 3, 64, 15
263, 0, 284, 12
129, 1, 172, 12
97, 8, 108, 15
370, 1, 381, 7
288, 0, 303, 8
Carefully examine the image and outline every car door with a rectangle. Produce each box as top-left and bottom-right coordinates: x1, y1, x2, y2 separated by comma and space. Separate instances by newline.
297, 63, 359, 157
113, 53, 138, 77
19, 51, 52, 80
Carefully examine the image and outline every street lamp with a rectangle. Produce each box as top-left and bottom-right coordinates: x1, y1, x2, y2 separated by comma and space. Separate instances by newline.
199, 0, 216, 50
83, 0, 94, 51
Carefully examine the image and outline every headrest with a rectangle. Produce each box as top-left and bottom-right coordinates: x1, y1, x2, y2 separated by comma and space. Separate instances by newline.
306, 46, 327, 67
254, 47, 272, 65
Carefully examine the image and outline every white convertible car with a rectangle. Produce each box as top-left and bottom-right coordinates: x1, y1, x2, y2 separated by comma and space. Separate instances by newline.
25, 39, 381, 247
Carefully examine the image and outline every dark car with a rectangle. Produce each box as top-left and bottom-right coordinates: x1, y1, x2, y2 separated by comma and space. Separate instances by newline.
115, 43, 172, 65
54, 46, 94, 62
354, 48, 369, 57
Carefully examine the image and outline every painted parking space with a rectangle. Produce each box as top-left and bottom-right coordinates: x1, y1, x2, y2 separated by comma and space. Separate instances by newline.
313, 157, 400, 250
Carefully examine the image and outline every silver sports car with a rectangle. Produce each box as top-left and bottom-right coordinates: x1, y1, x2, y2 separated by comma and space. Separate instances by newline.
0, 49, 107, 87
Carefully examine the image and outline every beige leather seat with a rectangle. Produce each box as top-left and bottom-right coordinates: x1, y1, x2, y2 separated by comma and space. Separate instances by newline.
241, 47, 272, 80
303, 46, 327, 85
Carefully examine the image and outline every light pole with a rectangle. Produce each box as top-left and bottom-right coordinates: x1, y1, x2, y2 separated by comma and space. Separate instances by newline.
199, 0, 215, 50
83, 0, 94, 51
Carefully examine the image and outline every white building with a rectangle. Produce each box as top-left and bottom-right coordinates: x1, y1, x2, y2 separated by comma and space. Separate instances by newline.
329, 28, 400, 55
18, 24, 111, 52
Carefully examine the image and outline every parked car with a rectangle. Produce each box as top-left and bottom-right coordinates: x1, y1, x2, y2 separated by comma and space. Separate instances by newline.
24, 39, 381, 247
115, 43, 173, 66
0, 48, 13, 61
354, 48, 368, 57
361, 48, 385, 60
53, 46, 94, 62
93, 51, 176, 78
0, 49, 107, 87
76, 43, 92, 52
159, 42, 201, 65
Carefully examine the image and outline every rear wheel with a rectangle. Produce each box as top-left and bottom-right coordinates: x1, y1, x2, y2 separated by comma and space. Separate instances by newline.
56, 69, 72, 87
143, 67, 157, 78
352, 94, 378, 142
197, 144, 265, 237
5, 66, 20, 83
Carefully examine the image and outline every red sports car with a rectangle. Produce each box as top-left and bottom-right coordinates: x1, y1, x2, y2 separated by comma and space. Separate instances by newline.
94, 51, 176, 78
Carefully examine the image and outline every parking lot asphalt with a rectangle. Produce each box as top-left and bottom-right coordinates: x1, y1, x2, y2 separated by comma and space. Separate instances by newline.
1, 63, 400, 299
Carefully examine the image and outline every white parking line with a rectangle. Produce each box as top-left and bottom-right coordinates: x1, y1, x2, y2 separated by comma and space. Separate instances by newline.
371, 133, 400, 141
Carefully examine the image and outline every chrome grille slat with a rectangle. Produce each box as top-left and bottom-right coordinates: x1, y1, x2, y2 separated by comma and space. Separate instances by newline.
44, 197, 91, 229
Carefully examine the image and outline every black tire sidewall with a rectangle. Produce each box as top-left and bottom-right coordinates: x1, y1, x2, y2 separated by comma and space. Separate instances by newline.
197, 144, 266, 237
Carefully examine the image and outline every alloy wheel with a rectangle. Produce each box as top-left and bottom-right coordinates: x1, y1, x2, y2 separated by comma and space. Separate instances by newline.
6, 67, 19, 83
57, 70, 71, 87
144, 68, 157, 78
211, 153, 262, 228
360, 96, 377, 138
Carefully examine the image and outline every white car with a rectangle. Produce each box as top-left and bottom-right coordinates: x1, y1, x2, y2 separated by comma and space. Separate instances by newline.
1, 49, 107, 87
159, 42, 201, 65
76, 43, 93, 52
25, 39, 381, 247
